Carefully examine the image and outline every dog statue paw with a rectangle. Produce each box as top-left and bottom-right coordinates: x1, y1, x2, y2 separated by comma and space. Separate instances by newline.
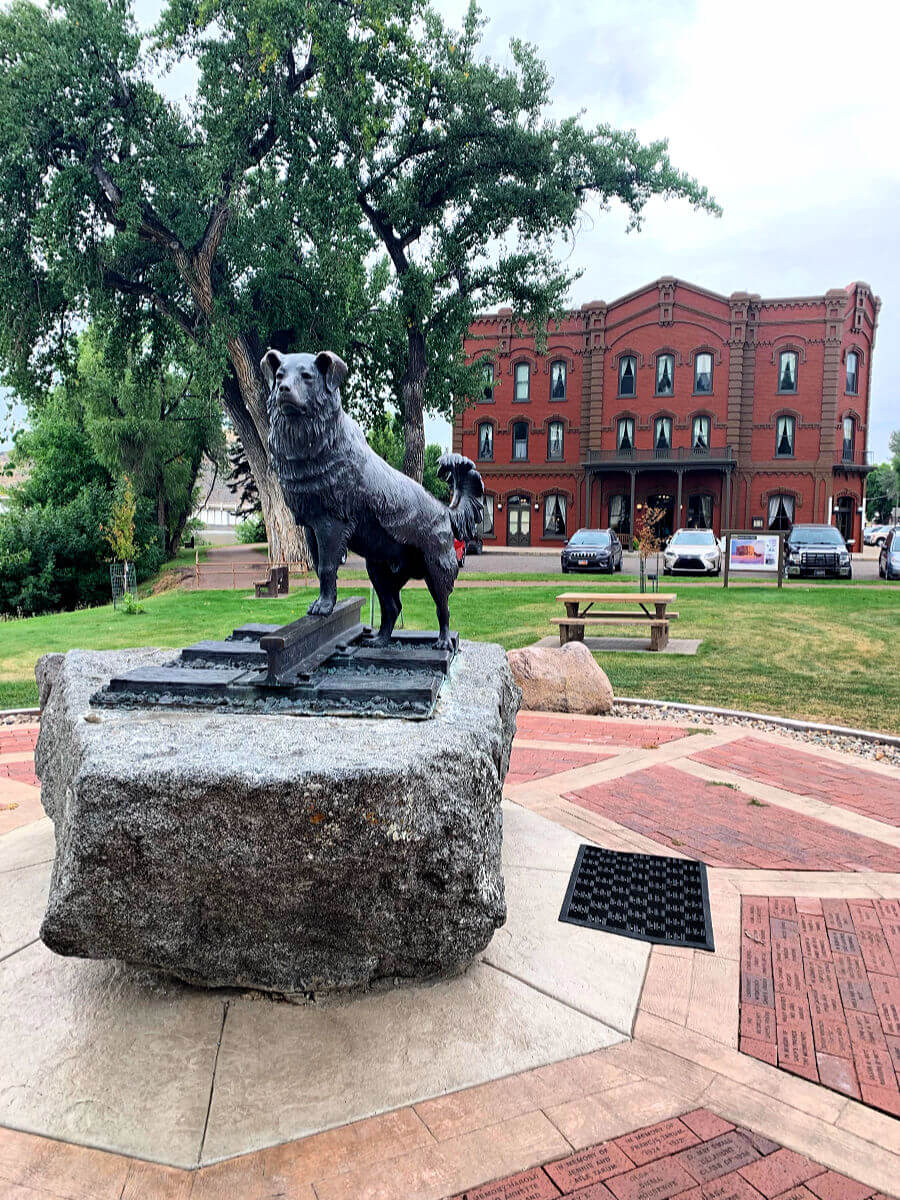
306, 596, 335, 617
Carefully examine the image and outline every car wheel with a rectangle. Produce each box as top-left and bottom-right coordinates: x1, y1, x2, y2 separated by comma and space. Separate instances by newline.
616, 556, 623, 572
460, 550, 466, 569
561, 565, 568, 574
846, 568, 852, 580
877, 538, 886, 548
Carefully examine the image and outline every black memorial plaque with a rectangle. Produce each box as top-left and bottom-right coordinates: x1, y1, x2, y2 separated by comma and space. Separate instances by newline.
558, 845, 715, 951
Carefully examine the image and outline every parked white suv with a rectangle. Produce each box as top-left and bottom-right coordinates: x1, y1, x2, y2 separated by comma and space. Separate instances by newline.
663, 528, 722, 575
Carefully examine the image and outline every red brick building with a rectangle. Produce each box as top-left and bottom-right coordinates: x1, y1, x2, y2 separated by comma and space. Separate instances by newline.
453, 278, 879, 550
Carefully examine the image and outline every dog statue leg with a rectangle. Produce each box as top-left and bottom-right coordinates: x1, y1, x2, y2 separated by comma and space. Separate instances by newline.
306, 519, 348, 617
423, 566, 453, 651
365, 558, 405, 645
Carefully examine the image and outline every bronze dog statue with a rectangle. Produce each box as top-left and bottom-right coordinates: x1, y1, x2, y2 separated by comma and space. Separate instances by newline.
263, 349, 484, 650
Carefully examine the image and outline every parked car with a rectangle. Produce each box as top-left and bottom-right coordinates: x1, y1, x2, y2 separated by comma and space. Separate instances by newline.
878, 527, 900, 579
465, 534, 483, 555
560, 528, 623, 574
662, 528, 722, 575
864, 524, 891, 547
784, 524, 852, 579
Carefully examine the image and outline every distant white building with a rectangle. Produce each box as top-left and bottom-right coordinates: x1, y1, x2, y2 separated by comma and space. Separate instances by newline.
195, 459, 242, 528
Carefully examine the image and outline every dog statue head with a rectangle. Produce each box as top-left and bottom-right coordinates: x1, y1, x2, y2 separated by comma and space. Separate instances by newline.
261, 349, 348, 422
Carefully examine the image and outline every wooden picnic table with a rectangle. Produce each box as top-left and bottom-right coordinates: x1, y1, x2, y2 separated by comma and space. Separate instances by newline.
554, 592, 678, 652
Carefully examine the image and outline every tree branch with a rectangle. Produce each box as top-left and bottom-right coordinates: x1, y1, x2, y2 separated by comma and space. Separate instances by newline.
102, 269, 198, 342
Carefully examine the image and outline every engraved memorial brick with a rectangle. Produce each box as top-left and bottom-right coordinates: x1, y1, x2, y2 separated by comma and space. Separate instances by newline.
822, 900, 854, 933
869, 973, 900, 1036
606, 1158, 697, 1200
677, 1133, 760, 1184
838, 978, 876, 1013
811, 1015, 852, 1058
460, 1166, 561, 1200
771, 918, 800, 941
828, 930, 861, 957
852, 1044, 897, 1089
742, 973, 774, 1007
741, 1003, 776, 1042
738, 1148, 822, 1197
771, 897, 798, 920
808, 983, 842, 1020
703, 1171, 766, 1200
856, 929, 896, 976
845, 1011, 887, 1048
545, 1143, 635, 1191
614, 1118, 700, 1166
832, 953, 865, 981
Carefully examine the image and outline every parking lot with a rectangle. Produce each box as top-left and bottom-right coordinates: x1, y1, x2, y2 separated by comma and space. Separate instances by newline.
461, 545, 883, 580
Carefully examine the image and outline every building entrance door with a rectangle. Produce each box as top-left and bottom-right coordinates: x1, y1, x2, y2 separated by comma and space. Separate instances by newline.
834, 496, 854, 545
506, 496, 532, 547
647, 493, 675, 540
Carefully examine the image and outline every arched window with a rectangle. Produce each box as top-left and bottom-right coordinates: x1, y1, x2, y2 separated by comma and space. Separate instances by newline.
694, 353, 713, 394
481, 363, 494, 402
778, 351, 798, 394
842, 416, 855, 462
618, 355, 637, 397
617, 417, 635, 452
512, 421, 529, 461
692, 415, 710, 451
775, 415, 795, 457
480, 495, 495, 537
550, 361, 567, 400
547, 420, 564, 461
514, 362, 530, 402
477, 422, 493, 460
654, 416, 673, 451
656, 354, 675, 397
768, 494, 795, 530
544, 493, 567, 537
845, 352, 859, 395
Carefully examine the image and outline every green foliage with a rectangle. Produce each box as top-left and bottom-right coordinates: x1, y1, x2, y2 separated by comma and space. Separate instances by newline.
0, 0, 716, 498
103, 476, 138, 563
236, 514, 267, 543
366, 411, 447, 499
866, 462, 898, 522
117, 590, 145, 615
0, 401, 165, 616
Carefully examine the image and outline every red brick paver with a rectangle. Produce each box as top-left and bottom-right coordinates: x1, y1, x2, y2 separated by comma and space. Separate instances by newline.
690, 738, 900, 826
506, 745, 618, 786
563, 768, 900, 872
451, 1108, 896, 1200
738, 896, 900, 1116
514, 713, 689, 748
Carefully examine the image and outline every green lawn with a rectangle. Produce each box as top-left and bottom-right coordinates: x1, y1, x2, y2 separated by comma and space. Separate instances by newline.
1, 582, 897, 732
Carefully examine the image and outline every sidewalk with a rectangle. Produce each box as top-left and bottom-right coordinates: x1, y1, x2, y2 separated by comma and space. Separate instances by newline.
1, 715, 898, 1199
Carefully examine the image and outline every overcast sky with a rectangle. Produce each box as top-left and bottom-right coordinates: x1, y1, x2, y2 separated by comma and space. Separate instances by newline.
4, 0, 896, 459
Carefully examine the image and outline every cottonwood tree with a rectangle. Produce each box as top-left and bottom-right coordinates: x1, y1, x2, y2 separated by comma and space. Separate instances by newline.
0, 0, 391, 558
0, 0, 718, 562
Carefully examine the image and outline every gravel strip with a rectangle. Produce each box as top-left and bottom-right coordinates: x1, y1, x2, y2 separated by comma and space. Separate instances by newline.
1, 710, 40, 727
611, 701, 900, 767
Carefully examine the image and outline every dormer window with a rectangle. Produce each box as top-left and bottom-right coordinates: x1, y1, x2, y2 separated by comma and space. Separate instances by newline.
775, 415, 795, 457
550, 361, 567, 400
778, 351, 798, 394
694, 353, 713, 394
656, 354, 674, 397
617, 417, 635, 452
846, 352, 859, 395
514, 362, 530, 402
618, 355, 637, 397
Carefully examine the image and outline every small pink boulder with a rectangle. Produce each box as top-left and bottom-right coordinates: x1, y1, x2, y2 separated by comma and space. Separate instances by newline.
507, 641, 614, 714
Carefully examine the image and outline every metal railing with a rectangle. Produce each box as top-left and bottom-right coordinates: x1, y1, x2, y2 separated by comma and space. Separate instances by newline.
583, 445, 736, 468
835, 447, 874, 466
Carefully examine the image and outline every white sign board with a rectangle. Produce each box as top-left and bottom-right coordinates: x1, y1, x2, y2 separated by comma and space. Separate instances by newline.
729, 534, 780, 573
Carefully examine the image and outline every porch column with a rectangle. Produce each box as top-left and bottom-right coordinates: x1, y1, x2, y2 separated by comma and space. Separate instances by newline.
585, 472, 591, 525
676, 469, 683, 529
628, 470, 636, 544
725, 470, 732, 532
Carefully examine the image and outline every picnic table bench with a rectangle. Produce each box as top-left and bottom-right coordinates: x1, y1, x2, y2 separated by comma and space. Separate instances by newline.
555, 592, 678, 652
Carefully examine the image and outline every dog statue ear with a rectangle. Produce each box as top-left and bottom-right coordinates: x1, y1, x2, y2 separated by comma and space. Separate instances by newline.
260, 348, 284, 388
315, 351, 348, 394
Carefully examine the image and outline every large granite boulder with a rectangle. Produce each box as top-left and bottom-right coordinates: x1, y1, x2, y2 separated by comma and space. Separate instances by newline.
507, 641, 614, 715
34, 642, 519, 996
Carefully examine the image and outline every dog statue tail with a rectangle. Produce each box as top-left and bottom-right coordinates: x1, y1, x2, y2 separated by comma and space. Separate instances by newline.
438, 453, 485, 542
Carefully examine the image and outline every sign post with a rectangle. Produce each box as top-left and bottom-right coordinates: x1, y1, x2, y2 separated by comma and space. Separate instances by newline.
722, 530, 785, 588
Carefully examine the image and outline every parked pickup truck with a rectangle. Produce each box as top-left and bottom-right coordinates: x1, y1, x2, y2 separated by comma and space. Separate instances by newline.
784, 524, 852, 579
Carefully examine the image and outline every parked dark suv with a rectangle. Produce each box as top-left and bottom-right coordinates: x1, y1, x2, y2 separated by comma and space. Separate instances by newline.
784, 524, 852, 579
561, 528, 623, 574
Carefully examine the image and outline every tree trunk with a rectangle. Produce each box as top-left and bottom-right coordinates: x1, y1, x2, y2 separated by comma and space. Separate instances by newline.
221, 372, 308, 564
401, 326, 427, 483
